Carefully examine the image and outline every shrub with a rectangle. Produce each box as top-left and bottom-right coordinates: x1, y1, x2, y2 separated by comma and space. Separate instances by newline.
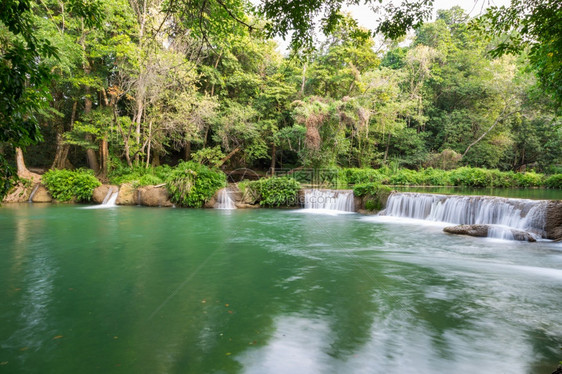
247, 177, 301, 207
512, 171, 544, 187
545, 174, 562, 189
42, 169, 101, 202
165, 161, 226, 207
353, 182, 392, 211
108, 164, 172, 186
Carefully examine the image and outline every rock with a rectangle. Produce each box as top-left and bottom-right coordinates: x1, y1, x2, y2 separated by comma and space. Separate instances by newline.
235, 202, 260, 209
444, 224, 536, 242
32, 185, 52, 203
138, 185, 173, 207
116, 183, 137, 205
444, 224, 489, 237
92, 185, 119, 204
204, 196, 217, 208
545, 201, 562, 241
2, 182, 33, 203
511, 230, 537, 242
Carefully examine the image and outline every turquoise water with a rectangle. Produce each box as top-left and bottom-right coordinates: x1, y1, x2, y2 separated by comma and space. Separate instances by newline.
0, 204, 561, 373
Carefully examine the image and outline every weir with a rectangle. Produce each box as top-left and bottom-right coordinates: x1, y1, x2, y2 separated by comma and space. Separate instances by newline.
380, 192, 548, 238
303, 189, 355, 212
215, 188, 236, 209
85, 187, 119, 209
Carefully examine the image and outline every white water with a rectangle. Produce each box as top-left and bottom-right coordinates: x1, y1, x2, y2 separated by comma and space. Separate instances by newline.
28, 184, 40, 203
380, 192, 547, 239
215, 188, 236, 209
84, 187, 119, 209
303, 189, 355, 213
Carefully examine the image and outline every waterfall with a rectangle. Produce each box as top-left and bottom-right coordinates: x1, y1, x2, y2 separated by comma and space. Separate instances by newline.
103, 189, 119, 207
215, 188, 236, 209
303, 189, 355, 212
84, 187, 119, 209
28, 184, 40, 203
380, 192, 548, 238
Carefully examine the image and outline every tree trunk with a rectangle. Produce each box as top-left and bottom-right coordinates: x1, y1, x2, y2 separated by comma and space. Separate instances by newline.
184, 142, 191, 161
51, 101, 77, 170
217, 146, 240, 168
383, 133, 391, 162
270, 142, 276, 174
15, 148, 41, 183
84, 88, 100, 172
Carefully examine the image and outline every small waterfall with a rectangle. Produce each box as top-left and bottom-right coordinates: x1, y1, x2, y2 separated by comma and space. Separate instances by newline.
215, 188, 236, 209
84, 187, 119, 209
28, 184, 40, 203
103, 189, 119, 207
303, 189, 355, 212
381, 192, 548, 238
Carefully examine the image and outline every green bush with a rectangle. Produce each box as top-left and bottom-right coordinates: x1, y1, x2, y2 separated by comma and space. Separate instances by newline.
42, 169, 101, 202
512, 171, 544, 187
545, 174, 562, 189
247, 177, 301, 207
353, 182, 392, 211
165, 161, 226, 207
108, 164, 172, 187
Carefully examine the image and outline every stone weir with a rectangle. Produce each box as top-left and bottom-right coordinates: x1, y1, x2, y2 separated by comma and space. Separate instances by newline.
380, 192, 562, 241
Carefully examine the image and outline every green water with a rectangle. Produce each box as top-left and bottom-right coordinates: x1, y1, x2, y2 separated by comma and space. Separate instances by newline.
1, 204, 561, 373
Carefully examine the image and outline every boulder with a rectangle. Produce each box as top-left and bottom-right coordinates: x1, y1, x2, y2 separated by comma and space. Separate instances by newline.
116, 183, 137, 205
138, 185, 173, 207
31, 185, 52, 203
444, 224, 536, 242
444, 224, 489, 237
204, 196, 217, 209
235, 202, 260, 209
545, 201, 562, 241
92, 185, 119, 204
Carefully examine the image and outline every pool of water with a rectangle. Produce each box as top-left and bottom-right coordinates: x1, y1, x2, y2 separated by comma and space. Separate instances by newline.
0, 204, 561, 373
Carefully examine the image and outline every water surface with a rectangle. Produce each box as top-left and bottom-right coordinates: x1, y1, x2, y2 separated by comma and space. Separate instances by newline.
0, 204, 561, 373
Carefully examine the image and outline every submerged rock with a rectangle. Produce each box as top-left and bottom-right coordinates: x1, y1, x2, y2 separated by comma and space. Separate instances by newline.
116, 183, 137, 205
443, 224, 536, 242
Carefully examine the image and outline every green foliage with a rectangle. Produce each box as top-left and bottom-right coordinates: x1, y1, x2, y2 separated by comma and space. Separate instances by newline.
42, 169, 101, 202
191, 146, 226, 167
353, 182, 392, 211
108, 164, 172, 187
341, 167, 559, 189
247, 177, 301, 207
0, 155, 16, 201
166, 161, 226, 208
545, 174, 562, 189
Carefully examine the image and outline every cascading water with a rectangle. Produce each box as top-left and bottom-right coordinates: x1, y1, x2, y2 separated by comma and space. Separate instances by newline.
215, 188, 236, 210
28, 184, 40, 203
303, 189, 355, 212
380, 192, 548, 239
84, 187, 119, 209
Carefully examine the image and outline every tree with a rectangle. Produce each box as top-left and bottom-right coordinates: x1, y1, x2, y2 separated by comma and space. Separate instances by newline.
478, 0, 562, 108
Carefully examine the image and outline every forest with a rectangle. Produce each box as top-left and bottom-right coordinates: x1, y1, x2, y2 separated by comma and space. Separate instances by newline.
1, 0, 561, 199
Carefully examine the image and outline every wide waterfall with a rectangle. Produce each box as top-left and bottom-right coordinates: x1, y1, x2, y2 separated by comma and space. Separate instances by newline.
380, 192, 548, 238
303, 189, 355, 212
215, 188, 236, 209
